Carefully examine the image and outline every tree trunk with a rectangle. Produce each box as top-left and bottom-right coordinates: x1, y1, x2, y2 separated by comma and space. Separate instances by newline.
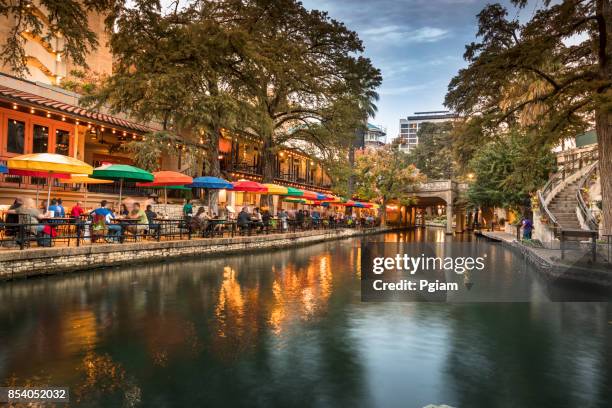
596, 0, 612, 235
260, 135, 275, 208
346, 145, 355, 215
596, 110, 612, 235
206, 128, 222, 214
380, 197, 387, 227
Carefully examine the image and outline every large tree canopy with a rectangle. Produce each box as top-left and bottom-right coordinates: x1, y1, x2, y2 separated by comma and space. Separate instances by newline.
445, 0, 612, 234
84, 0, 380, 207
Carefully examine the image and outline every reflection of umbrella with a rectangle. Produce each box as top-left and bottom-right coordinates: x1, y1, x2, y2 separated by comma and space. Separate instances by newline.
60, 174, 114, 208
232, 179, 267, 192
190, 176, 233, 189
93, 164, 154, 205
8, 153, 93, 211
137, 171, 193, 209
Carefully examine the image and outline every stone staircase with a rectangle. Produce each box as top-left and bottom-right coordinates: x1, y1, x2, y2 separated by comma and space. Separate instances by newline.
547, 180, 582, 230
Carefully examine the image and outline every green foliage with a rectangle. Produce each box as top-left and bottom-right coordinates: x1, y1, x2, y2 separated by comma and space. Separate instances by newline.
467, 132, 556, 208
0, 0, 117, 76
407, 122, 455, 180
354, 145, 424, 223
445, 0, 612, 232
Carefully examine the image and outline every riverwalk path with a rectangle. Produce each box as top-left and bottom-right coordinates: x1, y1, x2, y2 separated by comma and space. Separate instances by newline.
480, 230, 612, 287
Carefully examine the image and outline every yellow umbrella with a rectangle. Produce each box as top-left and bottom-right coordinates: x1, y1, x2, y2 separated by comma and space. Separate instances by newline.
263, 183, 289, 195
8, 153, 93, 212
63, 174, 113, 185
61, 174, 113, 208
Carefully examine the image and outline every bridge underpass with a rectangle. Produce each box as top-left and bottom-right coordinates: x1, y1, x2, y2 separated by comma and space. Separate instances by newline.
400, 180, 469, 234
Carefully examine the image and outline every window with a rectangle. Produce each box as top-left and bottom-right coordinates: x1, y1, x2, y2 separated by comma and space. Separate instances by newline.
400, 124, 409, 129
7, 119, 25, 154
55, 129, 70, 155
33, 124, 49, 153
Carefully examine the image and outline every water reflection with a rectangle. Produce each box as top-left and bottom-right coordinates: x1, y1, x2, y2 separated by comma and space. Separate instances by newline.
0, 231, 610, 407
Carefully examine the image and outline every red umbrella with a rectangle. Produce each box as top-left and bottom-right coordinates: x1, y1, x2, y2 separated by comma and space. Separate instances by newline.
232, 179, 267, 192
8, 169, 72, 207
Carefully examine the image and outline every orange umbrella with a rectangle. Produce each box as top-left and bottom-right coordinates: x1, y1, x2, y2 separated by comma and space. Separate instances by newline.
301, 190, 318, 200
137, 171, 193, 187
137, 171, 193, 208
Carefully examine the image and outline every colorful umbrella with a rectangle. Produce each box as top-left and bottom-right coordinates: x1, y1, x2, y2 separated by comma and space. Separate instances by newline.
301, 191, 318, 200
0, 164, 9, 174
285, 187, 304, 197
263, 183, 288, 195
60, 174, 114, 208
315, 192, 328, 200
137, 171, 193, 208
282, 198, 306, 204
8, 169, 71, 206
8, 153, 93, 211
92, 164, 154, 205
189, 176, 233, 189
232, 179, 267, 192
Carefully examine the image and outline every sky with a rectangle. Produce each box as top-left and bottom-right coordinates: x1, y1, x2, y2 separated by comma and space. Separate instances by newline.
300, 0, 510, 142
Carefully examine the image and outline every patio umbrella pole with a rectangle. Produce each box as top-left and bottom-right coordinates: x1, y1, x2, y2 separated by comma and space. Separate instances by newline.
46, 175, 52, 212
164, 187, 168, 213
118, 179, 123, 208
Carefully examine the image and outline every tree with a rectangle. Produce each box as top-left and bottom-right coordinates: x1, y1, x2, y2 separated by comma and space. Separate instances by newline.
445, 0, 612, 234
467, 131, 556, 209
0, 0, 117, 76
407, 122, 455, 180
354, 145, 424, 225
223, 0, 380, 201
83, 0, 248, 209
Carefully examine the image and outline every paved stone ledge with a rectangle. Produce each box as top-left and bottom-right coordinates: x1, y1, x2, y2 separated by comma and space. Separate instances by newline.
0, 227, 392, 281
479, 231, 612, 287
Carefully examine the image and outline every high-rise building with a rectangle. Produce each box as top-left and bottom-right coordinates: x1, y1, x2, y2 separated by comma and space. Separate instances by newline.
397, 111, 457, 153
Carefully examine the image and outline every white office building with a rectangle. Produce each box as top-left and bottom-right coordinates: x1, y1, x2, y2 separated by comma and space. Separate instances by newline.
397, 111, 458, 153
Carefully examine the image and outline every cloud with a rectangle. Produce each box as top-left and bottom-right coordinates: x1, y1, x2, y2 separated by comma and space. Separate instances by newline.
362, 25, 449, 43
378, 83, 431, 96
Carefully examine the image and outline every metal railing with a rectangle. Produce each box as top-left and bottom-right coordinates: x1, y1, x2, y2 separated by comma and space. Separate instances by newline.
576, 161, 599, 232
537, 145, 599, 235
0, 216, 380, 250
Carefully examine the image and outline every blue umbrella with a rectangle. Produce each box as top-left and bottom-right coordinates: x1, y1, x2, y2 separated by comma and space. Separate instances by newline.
0, 164, 7, 174
189, 176, 233, 189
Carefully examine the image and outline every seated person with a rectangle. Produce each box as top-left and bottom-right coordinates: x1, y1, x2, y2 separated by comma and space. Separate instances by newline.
237, 207, 251, 231
71, 201, 85, 219
145, 205, 160, 235
251, 207, 264, 232
15, 198, 45, 235
126, 203, 149, 235
91, 200, 122, 241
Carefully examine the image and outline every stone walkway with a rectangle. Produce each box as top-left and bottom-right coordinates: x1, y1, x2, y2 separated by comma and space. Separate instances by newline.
480, 230, 612, 287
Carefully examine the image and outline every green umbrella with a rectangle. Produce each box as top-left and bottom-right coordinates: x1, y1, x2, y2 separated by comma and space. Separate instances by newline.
285, 187, 304, 197
92, 164, 154, 204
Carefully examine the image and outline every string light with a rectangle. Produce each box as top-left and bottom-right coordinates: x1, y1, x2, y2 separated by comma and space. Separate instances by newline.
46, 111, 51, 118
12, 104, 17, 110
30, 108, 35, 114
61, 116, 66, 121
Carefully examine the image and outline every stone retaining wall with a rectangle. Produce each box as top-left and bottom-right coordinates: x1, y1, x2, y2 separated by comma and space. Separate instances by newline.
0, 227, 390, 281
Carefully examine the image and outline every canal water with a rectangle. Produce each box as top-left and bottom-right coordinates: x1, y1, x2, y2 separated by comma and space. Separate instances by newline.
0, 230, 610, 408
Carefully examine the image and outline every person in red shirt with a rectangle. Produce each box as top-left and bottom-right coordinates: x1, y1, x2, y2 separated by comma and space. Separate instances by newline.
70, 201, 85, 218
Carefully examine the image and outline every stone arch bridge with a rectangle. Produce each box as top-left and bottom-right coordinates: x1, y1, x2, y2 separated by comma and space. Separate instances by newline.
401, 180, 469, 234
